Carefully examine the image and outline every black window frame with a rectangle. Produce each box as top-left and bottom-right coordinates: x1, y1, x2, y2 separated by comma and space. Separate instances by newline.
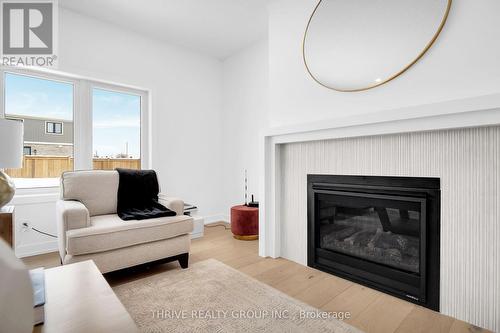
46, 121, 63, 134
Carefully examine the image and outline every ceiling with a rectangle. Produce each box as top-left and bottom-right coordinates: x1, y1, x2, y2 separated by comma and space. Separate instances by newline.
59, 0, 269, 59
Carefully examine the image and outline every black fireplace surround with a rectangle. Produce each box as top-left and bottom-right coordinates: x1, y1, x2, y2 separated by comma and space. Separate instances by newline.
307, 175, 440, 311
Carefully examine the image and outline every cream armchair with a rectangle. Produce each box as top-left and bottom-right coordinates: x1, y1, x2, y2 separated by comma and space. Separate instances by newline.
56, 170, 193, 273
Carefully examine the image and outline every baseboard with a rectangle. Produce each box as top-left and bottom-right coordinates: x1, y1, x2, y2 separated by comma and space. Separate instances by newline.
203, 214, 229, 225
16, 240, 58, 258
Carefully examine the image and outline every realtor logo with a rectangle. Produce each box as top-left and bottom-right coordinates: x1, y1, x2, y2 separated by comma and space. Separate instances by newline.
3, 2, 53, 54
1, 0, 58, 67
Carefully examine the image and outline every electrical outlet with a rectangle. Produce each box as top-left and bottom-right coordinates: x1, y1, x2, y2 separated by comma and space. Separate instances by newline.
20, 221, 31, 232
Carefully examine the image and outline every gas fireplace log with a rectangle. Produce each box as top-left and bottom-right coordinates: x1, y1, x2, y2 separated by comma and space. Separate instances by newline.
322, 225, 357, 241
334, 226, 357, 240
375, 233, 409, 251
343, 230, 372, 246
367, 228, 383, 249
375, 207, 393, 232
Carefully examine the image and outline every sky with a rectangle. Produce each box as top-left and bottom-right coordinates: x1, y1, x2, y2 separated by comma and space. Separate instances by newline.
4, 72, 141, 158
93, 88, 141, 158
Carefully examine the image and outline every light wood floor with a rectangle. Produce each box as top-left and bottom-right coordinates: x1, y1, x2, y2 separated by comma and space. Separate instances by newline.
23, 224, 489, 333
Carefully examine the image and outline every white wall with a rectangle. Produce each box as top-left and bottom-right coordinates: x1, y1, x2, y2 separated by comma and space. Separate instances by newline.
59, 9, 224, 217
268, 0, 500, 128
221, 40, 268, 215
13, 8, 225, 256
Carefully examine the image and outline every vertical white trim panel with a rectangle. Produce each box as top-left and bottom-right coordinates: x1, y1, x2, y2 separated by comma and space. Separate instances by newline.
74, 79, 92, 170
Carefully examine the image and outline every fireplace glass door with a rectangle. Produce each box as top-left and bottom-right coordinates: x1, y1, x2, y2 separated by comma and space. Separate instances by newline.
317, 191, 424, 274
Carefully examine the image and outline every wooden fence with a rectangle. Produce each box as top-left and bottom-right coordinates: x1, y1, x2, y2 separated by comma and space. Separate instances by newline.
5, 156, 140, 178
93, 158, 141, 170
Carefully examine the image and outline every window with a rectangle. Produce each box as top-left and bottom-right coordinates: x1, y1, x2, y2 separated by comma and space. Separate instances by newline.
3, 72, 74, 185
46, 121, 63, 134
1, 69, 149, 188
92, 88, 141, 170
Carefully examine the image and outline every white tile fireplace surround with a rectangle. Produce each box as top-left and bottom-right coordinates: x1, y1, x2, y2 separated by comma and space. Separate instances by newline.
259, 94, 500, 331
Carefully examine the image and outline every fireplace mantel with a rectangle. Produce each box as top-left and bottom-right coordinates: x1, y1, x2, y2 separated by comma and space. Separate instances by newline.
259, 92, 500, 258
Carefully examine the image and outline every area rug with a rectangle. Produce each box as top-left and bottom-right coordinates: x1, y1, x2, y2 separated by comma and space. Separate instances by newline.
113, 259, 363, 333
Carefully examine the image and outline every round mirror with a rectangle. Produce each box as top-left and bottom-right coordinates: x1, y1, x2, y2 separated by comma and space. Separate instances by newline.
303, 0, 452, 92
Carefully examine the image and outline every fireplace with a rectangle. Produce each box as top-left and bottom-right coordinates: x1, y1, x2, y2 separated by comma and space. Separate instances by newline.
307, 175, 440, 311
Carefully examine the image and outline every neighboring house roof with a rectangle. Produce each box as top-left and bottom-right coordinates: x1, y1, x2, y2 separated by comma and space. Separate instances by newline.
6, 114, 73, 123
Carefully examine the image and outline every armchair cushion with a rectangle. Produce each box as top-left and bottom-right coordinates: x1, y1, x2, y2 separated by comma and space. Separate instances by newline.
61, 170, 119, 216
65, 214, 193, 256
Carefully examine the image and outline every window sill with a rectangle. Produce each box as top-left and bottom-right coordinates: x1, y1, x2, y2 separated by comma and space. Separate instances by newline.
14, 178, 60, 189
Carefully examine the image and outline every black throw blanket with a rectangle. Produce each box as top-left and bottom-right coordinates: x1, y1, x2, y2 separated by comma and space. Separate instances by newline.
116, 168, 176, 221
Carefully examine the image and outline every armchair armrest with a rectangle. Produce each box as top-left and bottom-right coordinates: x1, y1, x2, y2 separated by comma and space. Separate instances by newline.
56, 200, 90, 231
56, 200, 90, 260
159, 196, 184, 216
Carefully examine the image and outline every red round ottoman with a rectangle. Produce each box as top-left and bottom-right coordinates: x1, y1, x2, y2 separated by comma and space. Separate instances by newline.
231, 205, 259, 240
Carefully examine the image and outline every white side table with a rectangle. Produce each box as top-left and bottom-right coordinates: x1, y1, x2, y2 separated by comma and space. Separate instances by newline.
190, 215, 204, 239
184, 206, 204, 239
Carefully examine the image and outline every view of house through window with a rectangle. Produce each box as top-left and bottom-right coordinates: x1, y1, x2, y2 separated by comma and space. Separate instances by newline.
2, 72, 144, 187
92, 88, 141, 170
3, 72, 74, 184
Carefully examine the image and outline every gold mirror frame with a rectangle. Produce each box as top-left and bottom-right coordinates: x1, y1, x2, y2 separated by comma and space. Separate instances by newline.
303, 0, 452, 92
